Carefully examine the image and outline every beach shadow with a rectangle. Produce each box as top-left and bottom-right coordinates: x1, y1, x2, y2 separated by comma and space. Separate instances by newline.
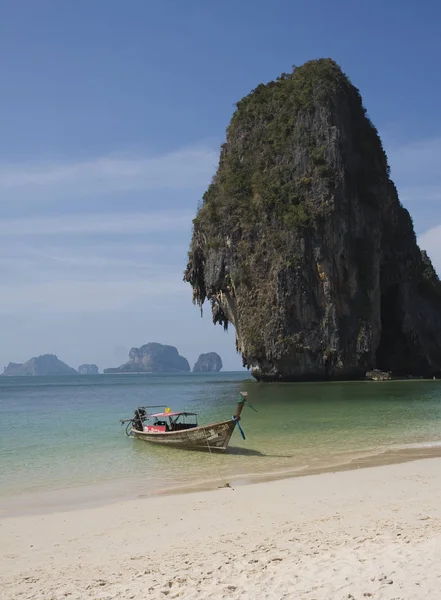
227, 447, 293, 458
130, 441, 293, 459
197, 447, 294, 458
227, 446, 266, 456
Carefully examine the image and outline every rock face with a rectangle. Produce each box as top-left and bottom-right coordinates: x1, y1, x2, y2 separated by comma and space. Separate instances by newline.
104, 343, 190, 373
78, 364, 99, 375
193, 352, 223, 372
184, 58, 441, 382
2, 354, 78, 376
365, 369, 392, 381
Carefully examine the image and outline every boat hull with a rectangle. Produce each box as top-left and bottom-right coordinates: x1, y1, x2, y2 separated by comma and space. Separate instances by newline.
131, 419, 237, 451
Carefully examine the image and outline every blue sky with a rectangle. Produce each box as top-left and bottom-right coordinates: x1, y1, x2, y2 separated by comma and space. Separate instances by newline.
0, 0, 440, 372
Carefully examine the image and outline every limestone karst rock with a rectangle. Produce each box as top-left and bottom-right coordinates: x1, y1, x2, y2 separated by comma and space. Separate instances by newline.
78, 364, 99, 375
104, 343, 190, 373
193, 352, 223, 372
2, 354, 78, 376
184, 59, 441, 381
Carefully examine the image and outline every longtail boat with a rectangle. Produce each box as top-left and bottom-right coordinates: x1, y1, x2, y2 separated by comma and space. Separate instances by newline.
120, 392, 255, 451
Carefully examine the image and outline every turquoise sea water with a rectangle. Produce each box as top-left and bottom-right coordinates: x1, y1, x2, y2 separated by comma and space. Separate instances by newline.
2, 372, 441, 515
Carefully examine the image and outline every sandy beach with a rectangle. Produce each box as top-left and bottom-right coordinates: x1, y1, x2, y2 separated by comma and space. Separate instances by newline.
1, 458, 441, 600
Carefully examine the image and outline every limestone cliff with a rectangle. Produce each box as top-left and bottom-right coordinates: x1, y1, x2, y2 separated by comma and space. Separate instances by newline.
104, 343, 190, 373
193, 352, 223, 372
2, 354, 78, 376
184, 58, 441, 381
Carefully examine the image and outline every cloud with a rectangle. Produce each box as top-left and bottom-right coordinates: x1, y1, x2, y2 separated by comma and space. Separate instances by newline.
0, 276, 188, 314
1, 239, 185, 272
0, 141, 240, 368
0, 208, 194, 312
0, 242, 190, 312
0, 250, 179, 271
0, 145, 218, 202
0, 229, 188, 286
0, 209, 193, 236
12, 242, 182, 268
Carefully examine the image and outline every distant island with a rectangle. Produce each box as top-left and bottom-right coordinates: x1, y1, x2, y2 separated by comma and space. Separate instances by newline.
104, 343, 190, 373
193, 352, 223, 373
78, 364, 99, 375
1, 354, 78, 377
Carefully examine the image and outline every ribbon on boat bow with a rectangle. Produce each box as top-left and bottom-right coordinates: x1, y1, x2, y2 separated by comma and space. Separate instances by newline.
232, 416, 246, 440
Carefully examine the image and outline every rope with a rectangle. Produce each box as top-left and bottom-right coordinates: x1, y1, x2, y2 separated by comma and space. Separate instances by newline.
202, 427, 234, 491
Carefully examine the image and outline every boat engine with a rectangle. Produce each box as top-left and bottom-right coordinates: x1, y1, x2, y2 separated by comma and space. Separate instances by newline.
132, 407, 146, 431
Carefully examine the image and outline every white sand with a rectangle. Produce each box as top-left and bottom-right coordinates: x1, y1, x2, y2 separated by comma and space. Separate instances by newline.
2, 458, 441, 600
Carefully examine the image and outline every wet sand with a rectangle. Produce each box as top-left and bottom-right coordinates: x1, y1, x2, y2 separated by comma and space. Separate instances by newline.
3, 441, 441, 518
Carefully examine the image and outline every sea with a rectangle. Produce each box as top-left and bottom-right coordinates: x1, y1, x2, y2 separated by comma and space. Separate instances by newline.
2, 372, 441, 516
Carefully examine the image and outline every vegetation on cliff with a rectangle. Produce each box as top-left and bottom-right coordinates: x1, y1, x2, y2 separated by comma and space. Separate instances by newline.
184, 58, 441, 381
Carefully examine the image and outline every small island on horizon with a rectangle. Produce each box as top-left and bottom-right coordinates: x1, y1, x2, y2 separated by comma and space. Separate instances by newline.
1, 354, 78, 377
193, 352, 223, 373
78, 364, 99, 375
103, 343, 190, 374
0, 347, 229, 377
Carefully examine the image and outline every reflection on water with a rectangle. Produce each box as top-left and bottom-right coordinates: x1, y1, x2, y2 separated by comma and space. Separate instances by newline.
2, 372, 441, 513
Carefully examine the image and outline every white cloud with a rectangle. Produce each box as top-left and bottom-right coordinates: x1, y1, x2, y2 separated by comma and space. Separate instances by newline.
0, 239, 184, 269
1, 242, 182, 269
0, 209, 193, 313
0, 146, 218, 200
0, 253, 174, 271
0, 276, 188, 314
0, 209, 193, 236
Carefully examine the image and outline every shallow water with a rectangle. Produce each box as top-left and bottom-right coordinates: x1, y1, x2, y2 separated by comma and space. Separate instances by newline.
2, 373, 441, 514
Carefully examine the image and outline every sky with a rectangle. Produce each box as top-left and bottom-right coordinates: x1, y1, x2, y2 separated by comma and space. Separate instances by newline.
0, 0, 440, 372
